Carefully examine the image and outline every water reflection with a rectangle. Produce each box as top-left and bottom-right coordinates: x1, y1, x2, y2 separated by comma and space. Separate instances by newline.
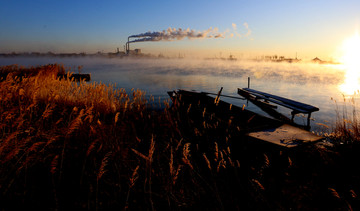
339, 74, 360, 96
338, 59, 360, 96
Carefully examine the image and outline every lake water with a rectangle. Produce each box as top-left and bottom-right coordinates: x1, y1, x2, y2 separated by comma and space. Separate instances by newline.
1, 56, 359, 132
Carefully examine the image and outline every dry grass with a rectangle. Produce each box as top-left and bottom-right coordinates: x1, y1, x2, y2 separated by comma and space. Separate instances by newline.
0, 64, 65, 81
325, 95, 360, 144
1, 64, 360, 210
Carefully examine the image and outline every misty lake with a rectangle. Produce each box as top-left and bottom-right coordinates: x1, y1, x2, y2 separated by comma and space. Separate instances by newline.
1, 56, 358, 133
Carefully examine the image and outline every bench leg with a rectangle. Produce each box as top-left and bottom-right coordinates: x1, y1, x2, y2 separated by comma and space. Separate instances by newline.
307, 113, 312, 128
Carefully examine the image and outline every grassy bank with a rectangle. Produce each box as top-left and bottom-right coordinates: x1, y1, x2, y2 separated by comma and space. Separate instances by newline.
1, 64, 360, 210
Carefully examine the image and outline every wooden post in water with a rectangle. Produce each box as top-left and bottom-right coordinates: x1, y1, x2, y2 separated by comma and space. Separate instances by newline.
247, 77, 250, 106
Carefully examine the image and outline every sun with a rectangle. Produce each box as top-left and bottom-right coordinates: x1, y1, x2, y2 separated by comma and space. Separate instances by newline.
341, 32, 360, 68
339, 32, 360, 95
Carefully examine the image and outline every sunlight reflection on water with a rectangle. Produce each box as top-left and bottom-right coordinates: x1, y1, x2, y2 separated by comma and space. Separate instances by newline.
338, 64, 360, 96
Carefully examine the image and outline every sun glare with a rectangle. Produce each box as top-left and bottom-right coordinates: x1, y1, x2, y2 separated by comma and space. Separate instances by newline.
339, 32, 360, 95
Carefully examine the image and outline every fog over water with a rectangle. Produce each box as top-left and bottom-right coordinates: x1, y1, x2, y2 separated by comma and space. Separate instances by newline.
1, 56, 357, 132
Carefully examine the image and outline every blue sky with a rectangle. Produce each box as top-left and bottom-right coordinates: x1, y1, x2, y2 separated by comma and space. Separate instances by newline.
1, 0, 359, 60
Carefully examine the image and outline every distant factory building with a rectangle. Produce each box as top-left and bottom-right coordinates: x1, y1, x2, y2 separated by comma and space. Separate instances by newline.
127, 49, 142, 55
312, 57, 323, 63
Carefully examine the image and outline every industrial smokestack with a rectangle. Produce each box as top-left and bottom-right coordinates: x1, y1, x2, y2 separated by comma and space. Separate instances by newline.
126, 37, 130, 54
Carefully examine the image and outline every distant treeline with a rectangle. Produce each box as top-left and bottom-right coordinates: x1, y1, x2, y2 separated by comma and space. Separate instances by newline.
0, 52, 116, 58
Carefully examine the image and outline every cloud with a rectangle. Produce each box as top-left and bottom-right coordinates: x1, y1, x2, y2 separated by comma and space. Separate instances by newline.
243, 22, 252, 37
229, 22, 252, 39
232, 23, 237, 30
231, 23, 241, 38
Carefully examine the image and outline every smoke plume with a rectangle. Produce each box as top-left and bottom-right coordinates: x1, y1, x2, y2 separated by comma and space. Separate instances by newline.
128, 27, 224, 43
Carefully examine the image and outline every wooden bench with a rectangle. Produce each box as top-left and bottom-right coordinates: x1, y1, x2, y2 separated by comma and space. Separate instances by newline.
238, 88, 319, 127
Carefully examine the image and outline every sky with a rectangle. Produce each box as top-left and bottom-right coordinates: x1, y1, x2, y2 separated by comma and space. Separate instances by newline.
1, 0, 360, 60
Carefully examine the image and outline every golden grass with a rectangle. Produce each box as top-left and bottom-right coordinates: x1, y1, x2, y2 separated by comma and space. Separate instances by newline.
1, 64, 240, 210
1, 64, 360, 210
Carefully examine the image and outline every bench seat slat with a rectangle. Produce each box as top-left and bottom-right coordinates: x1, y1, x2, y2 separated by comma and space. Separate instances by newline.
242, 88, 319, 112
244, 91, 308, 113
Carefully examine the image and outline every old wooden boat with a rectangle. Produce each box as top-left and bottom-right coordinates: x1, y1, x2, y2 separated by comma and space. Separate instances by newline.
168, 89, 323, 148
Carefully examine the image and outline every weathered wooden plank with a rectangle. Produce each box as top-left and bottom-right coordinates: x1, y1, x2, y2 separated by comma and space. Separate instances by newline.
200, 92, 245, 100
247, 124, 323, 148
